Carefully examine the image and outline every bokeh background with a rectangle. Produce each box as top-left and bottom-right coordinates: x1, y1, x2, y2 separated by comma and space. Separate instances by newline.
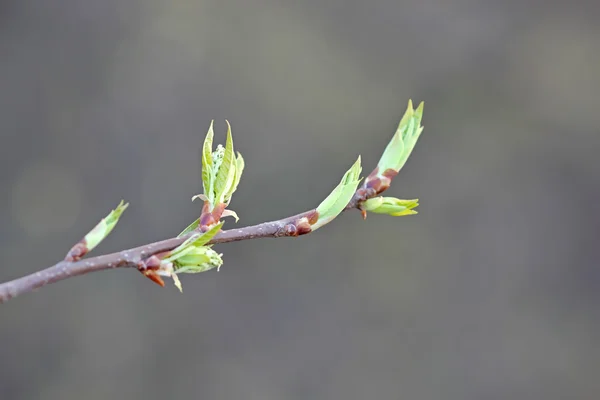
1, 0, 599, 399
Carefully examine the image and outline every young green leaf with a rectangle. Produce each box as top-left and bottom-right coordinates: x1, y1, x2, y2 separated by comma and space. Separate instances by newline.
84, 200, 129, 251
153, 244, 223, 293
160, 222, 225, 292
65, 200, 129, 261
313, 156, 362, 230
377, 100, 424, 174
177, 217, 200, 238
226, 152, 245, 204
202, 121, 215, 203
221, 209, 240, 222
172, 247, 223, 275
214, 121, 236, 204
172, 222, 224, 255
184, 221, 224, 247
362, 197, 419, 216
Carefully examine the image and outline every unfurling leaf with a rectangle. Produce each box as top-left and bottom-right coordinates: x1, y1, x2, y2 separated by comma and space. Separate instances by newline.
377, 100, 424, 175
362, 197, 419, 217
214, 121, 236, 204
84, 200, 129, 251
178, 217, 200, 238
65, 200, 129, 261
160, 222, 225, 291
194, 121, 245, 213
171, 247, 223, 275
228, 152, 245, 202
202, 121, 214, 203
221, 209, 239, 222
313, 156, 362, 230
174, 222, 224, 250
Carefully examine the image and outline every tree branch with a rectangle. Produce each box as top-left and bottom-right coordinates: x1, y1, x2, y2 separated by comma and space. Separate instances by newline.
0, 100, 424, 304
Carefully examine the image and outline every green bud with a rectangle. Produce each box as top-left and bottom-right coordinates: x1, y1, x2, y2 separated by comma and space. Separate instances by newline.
376, 100, 424, 175
160, 222, 224, 292
84, 200, 129, 251
313, 156, 362, 230
197, 121, 244, 210
171, 246, 223, 274
362, 197, 419, 216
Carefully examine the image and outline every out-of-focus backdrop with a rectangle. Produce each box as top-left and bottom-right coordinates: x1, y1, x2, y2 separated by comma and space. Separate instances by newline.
1, 0, 599, 399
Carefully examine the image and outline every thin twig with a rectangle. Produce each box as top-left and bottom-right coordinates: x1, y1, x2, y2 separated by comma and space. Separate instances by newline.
0, 203, 367, 304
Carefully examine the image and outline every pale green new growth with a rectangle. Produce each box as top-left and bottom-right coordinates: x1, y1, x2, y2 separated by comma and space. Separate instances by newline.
84, 200, 129, 251
230, 152, 245, 201
171, 248, 222, 275
202, 121, 214, 200
172, 221, 224, 252
314, 156, 362, 230
196, 121, 244, 211
163, 222, 225, 292
362, 197, 419, 216
377, 100, 424, 174
177, 218, 201, 238
214, 121, 236, 204
221, 209, 240, 222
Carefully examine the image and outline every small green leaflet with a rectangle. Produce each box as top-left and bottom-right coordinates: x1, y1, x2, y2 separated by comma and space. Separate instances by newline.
213, 121, 236, 204
377, 100, 424, 174
313, 156, 362, 230
84, 200, 129, 250
202, 121, 214, 203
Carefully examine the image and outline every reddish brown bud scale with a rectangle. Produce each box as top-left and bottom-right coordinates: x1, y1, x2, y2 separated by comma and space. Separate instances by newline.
366, 167, 380, 181
356, 188, 368, 197
142, 270, 165, 287
280, 215, 314, 237
366, 176, 382, 190
200, 201, 211, 215
365, 167, 385, 192
374, 169, 398, 194
361, 187, 379, 199
355, 187, 374, 200
365, 176, 391, 194
345, 165, 401, 214
137, 251, 171, 270
65, 241, 88, 262
139, 255, 161, 270
296, 220, 312, 235
199, 201, 214, 227
364, 168, 398, 195
306, 210, 320, 225
199, 202, 227, 232
199, 214, 215, 229
382, 168, 399, 180
137, 254, 171, 287
283, 224, 297, 236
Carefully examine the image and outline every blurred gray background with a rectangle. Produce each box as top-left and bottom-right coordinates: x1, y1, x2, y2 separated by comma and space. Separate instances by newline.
1, 0, 599, 399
